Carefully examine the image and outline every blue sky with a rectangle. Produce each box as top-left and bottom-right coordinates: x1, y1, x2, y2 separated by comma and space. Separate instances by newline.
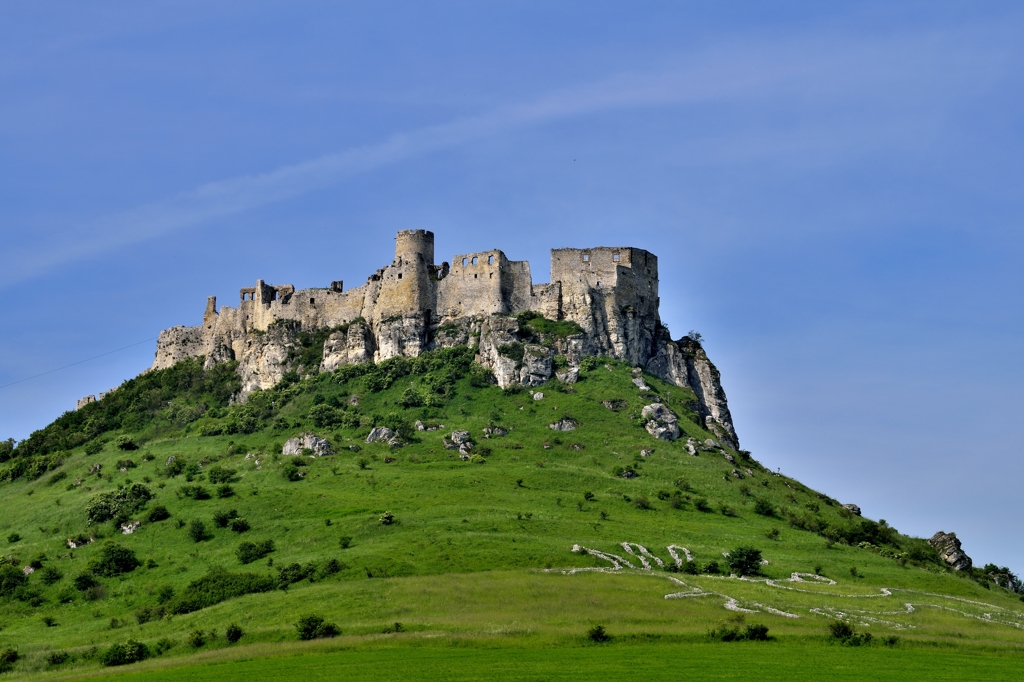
1, 2, 1022, 571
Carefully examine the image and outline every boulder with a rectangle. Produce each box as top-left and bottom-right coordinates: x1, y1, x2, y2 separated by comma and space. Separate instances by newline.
842, 503, 862, 516
641, 403, 680, 441
364, 427, 395, 445
120, 521, 141, 535
632, 376, 651, 391
555, 367, 579, 384
283, 432, 335, 456
520, 345, 554, 387
532, 392, 544, 401
929, 531, 973, 571
548, 419, 578, 432
483, 426, 508, 437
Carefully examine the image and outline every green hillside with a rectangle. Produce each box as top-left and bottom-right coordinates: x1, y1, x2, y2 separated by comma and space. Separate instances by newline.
1, 346, 1022, 679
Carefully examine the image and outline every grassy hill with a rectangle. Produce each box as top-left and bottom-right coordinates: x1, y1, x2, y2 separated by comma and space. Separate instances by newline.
1, 346, 1022, 679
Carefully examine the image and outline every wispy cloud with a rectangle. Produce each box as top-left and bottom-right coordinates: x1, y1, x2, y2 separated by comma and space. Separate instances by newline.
1, 24, 1007, 288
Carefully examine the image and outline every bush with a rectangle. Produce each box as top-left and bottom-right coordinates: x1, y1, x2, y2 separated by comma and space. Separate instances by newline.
0, 648, 18, 673
167, 569, 276, 614
45, 650, 69, 667
207, 466, 236, 484
134, 605, 166, 625
703, 561, 720, 574
0, 565, 27, 596
213, 509, 239, 528
148, 505, 171, 522
6, 533, 19, 543
380, 511, 395, 525
753, 497, 775, 516
230, 518, 251, 533
237, 539, 275, 564
694, 497, 711, 512
179, 484, 211, 500
217, 484, 235, 498
100, 639, 149, 666
85, 484, 153, 524
156, 584, 175, 604
85, 441, 104, 456
188, 630, 205, 648
187, 519, 210, 542
295, 614, 340, 640
339, 536, 353, 549
40, 566, 63, 585
73, 572, 98, 591
726, 547, 763, 576
88, 543, 141, 577
226, 623, 244, 643
587, 624, 610, 642
115, 435, 139, 451
708, 622, 770, 642
633, 495, 653, 510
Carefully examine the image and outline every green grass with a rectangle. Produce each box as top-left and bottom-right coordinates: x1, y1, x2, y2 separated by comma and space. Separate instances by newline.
0, 352, 1022, 678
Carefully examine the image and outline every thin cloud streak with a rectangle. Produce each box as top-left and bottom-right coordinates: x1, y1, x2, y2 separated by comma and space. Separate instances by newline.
0, 27, 1002, 289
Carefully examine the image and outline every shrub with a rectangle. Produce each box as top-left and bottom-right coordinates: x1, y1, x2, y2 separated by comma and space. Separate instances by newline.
40, 566, 63, 585
115, 435, 138, 451
85, 484, 153, 524
85, 441, 104, 456
148, 505, 171, 522
380, 511, 395, 525
42, 616, 58, 627
100, 639, 149, 666
764, 527, 781, 541
179, 484, 211, 500
0, 648, 18, 673
217, 484, 235, 498
708, 622, 770, 642
226, 623, 244, 643
168, 569, 276, 614
207, 466, 236, 484
73, 572, 98, 591
154, 638, 176, 655
587, 624, 610, 642
45, 650, 69, 667
703, 561, 720, 574
156, 584, 175, 604
753, 497, 775, 516
6, 533, 19, 543
633, 496, 653, 510
213, 509, 239, 528
295, 614, 340, 640
134, 605, 166, 624
828, 620, 856, 640
726, 547, 763, 576
694, 497, 711, 512
339, 536, 353, 549
88, 543, 141, 577
188, 520, 210, 542
236, 539, 275, 565
230, 518, 251, 533
188, 630, 205, 648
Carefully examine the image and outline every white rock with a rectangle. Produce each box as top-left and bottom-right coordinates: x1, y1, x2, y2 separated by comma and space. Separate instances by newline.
532, 392, 544, 401
283, 432, 335, 455
364, 427, 395, 444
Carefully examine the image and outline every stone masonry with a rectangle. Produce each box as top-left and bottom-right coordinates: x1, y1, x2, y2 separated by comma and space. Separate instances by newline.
147, 230, 740, 446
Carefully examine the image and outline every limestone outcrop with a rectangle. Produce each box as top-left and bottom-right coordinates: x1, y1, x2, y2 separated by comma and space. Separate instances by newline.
929, 531, 973, 571
145, 230, 739, 445
282, 433, 334, 457
641, 403, 680, 441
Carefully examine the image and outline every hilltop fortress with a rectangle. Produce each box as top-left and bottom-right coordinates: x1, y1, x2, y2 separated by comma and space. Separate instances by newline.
148, 230, 738, 447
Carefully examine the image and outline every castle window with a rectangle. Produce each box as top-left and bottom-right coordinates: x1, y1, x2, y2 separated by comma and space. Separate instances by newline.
488, 255, 494, 265
472, 257, 478, 265
310, 298, 315, 305
489, 272, 493, 279
613, 253, 620, 261
596, 281, 602, 287
398, 273, 403, 279
474, 274, 478, 279
582, 254, 590, 262
462, 258, 468, 267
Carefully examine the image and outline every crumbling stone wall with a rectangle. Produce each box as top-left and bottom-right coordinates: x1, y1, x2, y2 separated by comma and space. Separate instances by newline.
143, 230, 739, 444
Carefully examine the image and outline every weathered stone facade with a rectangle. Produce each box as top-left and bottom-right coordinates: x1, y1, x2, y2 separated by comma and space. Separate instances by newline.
147, 230, 740, 445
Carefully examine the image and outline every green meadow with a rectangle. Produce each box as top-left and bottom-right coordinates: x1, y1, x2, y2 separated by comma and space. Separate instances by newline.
0, 347, 1021, 679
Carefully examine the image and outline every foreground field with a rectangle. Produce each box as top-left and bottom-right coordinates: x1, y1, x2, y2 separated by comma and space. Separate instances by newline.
32, 638, 1024, 682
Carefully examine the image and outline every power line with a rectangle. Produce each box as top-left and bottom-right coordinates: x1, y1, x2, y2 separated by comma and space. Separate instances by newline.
0, 338, 156, 390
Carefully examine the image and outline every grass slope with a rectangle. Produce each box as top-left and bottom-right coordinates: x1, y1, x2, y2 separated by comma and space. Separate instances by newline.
0, 350, 1021, 679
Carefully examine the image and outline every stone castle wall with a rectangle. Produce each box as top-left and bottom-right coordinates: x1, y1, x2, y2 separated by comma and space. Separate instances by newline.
143, 230, 739, 446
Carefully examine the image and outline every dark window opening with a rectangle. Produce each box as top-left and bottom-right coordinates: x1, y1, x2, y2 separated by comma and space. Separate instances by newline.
398, 273, 403, 279
310, 298, 315, 305
462, 258, 468, 266
488, 255, 494, 265
474, 273, 478, 279
472, 256, 479, 265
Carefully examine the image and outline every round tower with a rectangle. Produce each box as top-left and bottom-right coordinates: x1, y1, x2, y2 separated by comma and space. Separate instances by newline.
395, 229, 435, 266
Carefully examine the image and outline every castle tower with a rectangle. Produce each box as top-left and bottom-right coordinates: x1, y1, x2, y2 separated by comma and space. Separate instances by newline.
395, 229, 435, 268
374, 230, 437, 323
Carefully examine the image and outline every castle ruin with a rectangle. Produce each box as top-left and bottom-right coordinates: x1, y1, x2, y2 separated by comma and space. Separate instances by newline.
148, 230, 738, 446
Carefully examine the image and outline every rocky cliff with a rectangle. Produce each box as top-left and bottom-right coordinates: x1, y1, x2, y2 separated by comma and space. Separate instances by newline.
136, 231, 739, 445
